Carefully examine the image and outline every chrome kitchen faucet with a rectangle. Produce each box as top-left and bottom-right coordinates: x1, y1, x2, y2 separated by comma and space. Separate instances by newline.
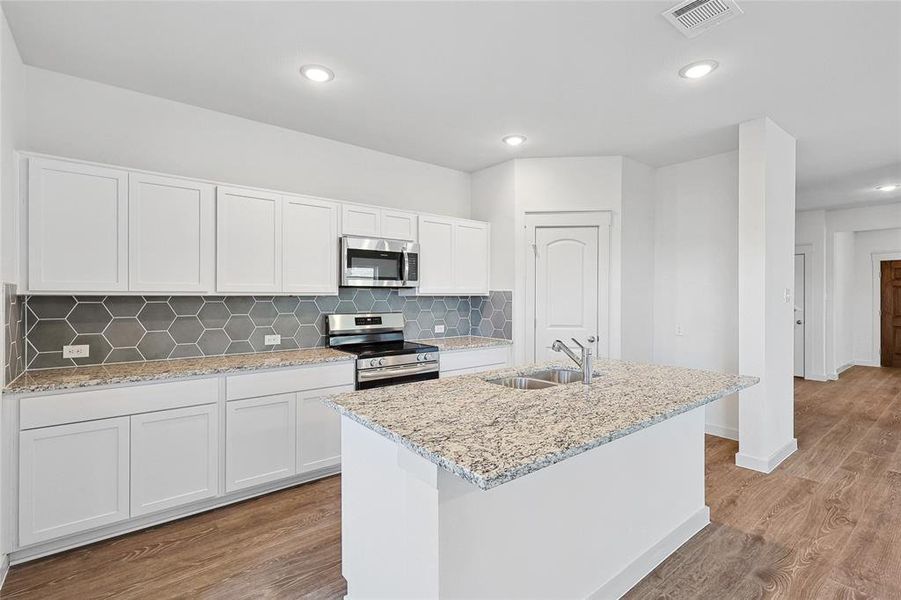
551, 337, 595, 384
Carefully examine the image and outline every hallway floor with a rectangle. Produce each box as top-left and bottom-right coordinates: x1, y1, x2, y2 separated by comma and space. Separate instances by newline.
3, 366, 899, 599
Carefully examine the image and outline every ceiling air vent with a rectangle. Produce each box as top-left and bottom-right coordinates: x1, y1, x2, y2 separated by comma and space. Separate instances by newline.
663, 0, 743, 38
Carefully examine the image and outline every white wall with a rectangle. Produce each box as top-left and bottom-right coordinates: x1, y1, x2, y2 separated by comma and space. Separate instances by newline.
23, 67, 471, 219
653, 151, 740, 438
621, 158, 655, 362
471, 160, 515, 290
852, 228, 901, 365
1, 12, 23, 287
832, 231, 856, 371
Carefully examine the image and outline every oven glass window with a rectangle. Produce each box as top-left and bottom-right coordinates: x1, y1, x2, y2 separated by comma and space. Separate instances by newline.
346, 249, 403, 280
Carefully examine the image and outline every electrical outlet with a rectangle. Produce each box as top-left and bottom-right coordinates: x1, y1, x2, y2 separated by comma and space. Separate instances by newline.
434, 324, 446, 334
263, 334, 281, 346
62, 344, 90, 359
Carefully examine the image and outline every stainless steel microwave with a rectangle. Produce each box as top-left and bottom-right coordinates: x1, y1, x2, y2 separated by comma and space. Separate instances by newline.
340, 236, 420, 288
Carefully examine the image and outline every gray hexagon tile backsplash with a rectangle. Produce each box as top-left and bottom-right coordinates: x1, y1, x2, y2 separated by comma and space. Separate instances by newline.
20, 290, 513, 368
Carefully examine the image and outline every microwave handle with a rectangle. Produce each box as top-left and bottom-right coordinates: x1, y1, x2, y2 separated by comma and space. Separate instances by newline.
402, 249, 410, 283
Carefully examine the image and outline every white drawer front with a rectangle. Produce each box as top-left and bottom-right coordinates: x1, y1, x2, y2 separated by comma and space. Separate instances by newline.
226, 362, 354, 401
20, 378, 219, 430
439, 346, 511, 374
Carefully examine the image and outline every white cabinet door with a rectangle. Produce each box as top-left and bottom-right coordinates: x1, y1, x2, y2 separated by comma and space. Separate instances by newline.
453, 221, 490, 295
130, 405, 219, 517
19, 417, 130, 546
418, 216, 455, 294
283, 195, 339, 295
129, 173, 214, 292
381, 209, 418, 241
28, 158, 128, 292
341, 205, 381, 237
296, 385, 351, 473
216, 186, 282, 293
225, 394, 296, 492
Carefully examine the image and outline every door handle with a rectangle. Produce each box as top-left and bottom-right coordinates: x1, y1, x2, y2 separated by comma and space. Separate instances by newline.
796, 320, 803, 325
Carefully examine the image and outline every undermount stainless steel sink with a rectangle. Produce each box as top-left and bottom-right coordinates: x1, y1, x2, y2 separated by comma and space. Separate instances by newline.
527, 368, 585, 384
486, 376, 559, 390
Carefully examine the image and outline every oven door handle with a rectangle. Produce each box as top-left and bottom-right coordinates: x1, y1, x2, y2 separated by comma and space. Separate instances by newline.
402, 249, 410, 284
358, 362, 438, 381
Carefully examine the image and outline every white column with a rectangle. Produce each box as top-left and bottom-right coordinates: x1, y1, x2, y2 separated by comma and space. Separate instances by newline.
736, 117, 798, 472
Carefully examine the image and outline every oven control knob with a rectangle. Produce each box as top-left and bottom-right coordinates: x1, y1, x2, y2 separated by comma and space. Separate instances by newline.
416, 353, 424, 361
369, 359, 378, 367
423, 353, 432, 361
377, 358, 385, 366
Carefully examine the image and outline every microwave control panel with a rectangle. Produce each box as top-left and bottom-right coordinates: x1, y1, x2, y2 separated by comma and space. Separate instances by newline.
407, 254, 419, 281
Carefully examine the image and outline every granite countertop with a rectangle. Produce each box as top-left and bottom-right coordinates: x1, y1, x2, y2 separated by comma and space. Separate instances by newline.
327, 360, 758, 490
415, 336, 513, 352
4, 348, 354, 394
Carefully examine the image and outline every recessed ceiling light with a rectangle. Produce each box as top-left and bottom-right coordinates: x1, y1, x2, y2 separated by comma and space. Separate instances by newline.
679, 60, 719, 79
300, 64, 334, 83
502, 135, 527, 147
875, 184, 899, 192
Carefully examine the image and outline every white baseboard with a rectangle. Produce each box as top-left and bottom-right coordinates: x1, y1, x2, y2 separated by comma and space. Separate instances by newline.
705, 422, 739, 441
589, 506, 710, 600
804, 372, 829, 382
0, 553, 9, 591
735, 438, 798, 473
837, 362, 854, 375
853, 360, 880, 368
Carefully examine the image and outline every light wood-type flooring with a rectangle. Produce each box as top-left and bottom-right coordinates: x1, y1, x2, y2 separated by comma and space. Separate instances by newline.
4, 366, 900, 599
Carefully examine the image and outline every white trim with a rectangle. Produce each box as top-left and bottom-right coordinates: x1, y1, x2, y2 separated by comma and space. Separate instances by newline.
853, 360, 880, 368
0, 554, 9, 590
523, 211, 612, 363
871, 251, 901, 367
587, 507, 710, 600
795, 244, 815, 380
804, 372, 829, 382
705, 423, 739, 441
837, 362, 855, 375
735, 438, 798, 473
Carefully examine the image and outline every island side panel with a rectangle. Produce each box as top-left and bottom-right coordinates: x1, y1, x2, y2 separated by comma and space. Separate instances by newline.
436, 407, 708, 599
341, 416, 441, 599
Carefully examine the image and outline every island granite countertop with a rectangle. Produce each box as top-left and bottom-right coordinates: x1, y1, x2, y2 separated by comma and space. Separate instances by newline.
327, 359, 758, 490
4, 347, 354, 394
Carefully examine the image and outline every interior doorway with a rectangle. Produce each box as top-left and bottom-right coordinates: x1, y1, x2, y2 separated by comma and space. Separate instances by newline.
794, 253, 805, 377
524, 212, 610, 362
880, 260, 901, 367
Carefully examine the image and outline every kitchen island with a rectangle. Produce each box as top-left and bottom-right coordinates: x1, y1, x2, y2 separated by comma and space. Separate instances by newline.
327, 360, 757, 599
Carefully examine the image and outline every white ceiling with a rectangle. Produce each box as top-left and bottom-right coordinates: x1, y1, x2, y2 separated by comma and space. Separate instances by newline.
4, 1, 900, 206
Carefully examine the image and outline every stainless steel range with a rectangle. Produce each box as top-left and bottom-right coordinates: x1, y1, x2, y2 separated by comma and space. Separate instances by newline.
326, 312, 440, 390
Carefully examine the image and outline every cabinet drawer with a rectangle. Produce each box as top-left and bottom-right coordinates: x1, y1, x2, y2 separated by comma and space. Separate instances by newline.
226, 362, 354, 401
20, 378, 219, 430
439, 347, 510, 374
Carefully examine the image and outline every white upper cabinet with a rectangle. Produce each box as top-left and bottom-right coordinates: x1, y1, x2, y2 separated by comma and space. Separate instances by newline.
216, 186, 283, 293
283, 195, 339, 295
418, 216, 456, 295
453, 220, 490, 294
28, 158, 128, 292
341, 205, 418, 241
128, 173, 214, 293
418, 216, 490, 296
380, 209, 418, 241
341, 205, 381, 237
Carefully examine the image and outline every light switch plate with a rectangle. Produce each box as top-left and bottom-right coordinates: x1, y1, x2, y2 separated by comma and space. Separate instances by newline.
434, 324, 446, 334
62, 344, 90, 358
263, 334, 281, 346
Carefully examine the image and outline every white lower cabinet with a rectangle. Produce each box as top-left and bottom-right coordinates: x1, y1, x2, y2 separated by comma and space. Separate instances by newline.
130, 405, 219, 516
225, 394, 297, 492
19, 417, 130, 546
297, 385, 352, 473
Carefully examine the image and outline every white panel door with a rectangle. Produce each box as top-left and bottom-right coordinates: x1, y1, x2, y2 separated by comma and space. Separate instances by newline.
130, 405, 219, 517
342, 205, 381, 237
19, 417, 130, 546
129, 173, 214, 292
418, 216, 455, 294
216, 186, 282, 293
283, 195, 339, 295
28, 158, 128, 292
794, 253, 805, 378
297, 385, 352, 473
453, 221, 490, 295
381, 210, 418, 241
534, 227, 599, 362
225, 394, 297, 492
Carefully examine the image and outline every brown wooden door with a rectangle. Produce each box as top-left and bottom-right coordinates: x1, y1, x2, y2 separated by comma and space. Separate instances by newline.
881, 260, 901, 367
